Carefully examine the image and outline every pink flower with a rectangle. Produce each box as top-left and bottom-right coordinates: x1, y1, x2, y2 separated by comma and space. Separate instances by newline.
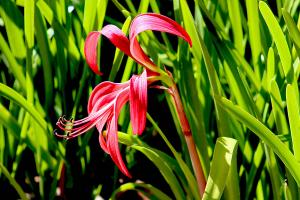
56, 70, 147, 177
56, 13, 192, 177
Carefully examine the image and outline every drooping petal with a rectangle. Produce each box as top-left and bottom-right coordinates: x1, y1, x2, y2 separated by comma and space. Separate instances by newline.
84, 25, 131, 75
129, 70, 147, 135
106, 89, 131, 177
129, 13, 192, 69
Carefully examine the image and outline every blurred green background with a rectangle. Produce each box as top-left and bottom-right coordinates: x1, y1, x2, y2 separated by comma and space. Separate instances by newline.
1, 0, 300, 199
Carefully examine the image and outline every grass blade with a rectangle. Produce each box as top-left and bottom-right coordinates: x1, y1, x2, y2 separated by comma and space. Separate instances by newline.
132, 146, 185, 199
245, 0, 261, 66
0, 83, 47, 130
180, 0, 230, 137
35, 8, 53, 110
36, 0, 80, 61
202, 137, 239, 200
24, 0, 34, 48
0, 0, 26, 59
227, 0, 244, 55
83, 0, 99, 34
0, 33, 26, 93
259, 1, 293, 82
0, 162, 28, 200
215, 96, 300, 185
286, 84, 300, 161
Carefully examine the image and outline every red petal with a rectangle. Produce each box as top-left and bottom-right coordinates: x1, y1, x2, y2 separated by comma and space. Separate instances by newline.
129, 13, 192, 69
87, 81, 129, 114
96, 112, 111, 154
106, 88, 131, 177
84, 25, 131, 75
129, 70, 147, 135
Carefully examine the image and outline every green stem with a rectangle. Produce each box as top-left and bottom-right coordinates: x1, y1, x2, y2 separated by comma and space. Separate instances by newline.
170, 83, 206, 197
111, 0, 131, 18
0, 162, 28, 200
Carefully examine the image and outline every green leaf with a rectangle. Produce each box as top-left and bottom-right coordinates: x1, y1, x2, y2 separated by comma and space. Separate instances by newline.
24, 0, 34, 48
282, 9, 300, 48
117, 132, 186, 199
0, 83, 47, 130
132, 146, 185, 199
282, 9, 300, 58
245, 0, 261, 67
96, 0, 108, 29
35, 8, 53, 110
83, 0, 99, 34
227, 0, 244, 55
215, 96, 300, 185
180, 0, 231, 138
286, 84, 300, 161
0, 0, 26, 59
266, 47, 275, 91
147, 113, 200, 199
264, 145, 284, 200
202, 137, 239, 200
269, 79, 289, 136
137, 0, 149, 13
0, 162, 28, 200
0, 32, 27, 93
259, 1, 293, 82
36, 0, 80, 61
0, 103, 21, 138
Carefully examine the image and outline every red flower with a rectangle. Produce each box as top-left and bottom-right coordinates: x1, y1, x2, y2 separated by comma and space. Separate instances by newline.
56, 13, 192, 177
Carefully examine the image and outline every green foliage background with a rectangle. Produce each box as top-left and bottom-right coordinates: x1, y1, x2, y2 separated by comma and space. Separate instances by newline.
1, 0, 300, 199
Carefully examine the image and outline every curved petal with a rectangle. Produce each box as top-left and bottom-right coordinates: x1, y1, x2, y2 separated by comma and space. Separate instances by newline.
87, 81, 129, 114
96, 112, 111, 154
106, 89, 131, 177
84, 25, 131, 75
129, 70, 147, 135
129, 13, 192, 69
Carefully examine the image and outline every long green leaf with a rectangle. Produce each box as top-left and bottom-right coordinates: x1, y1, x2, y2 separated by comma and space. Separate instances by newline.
35, 8, 53, 111
24, 0, 34, 48
180, 0, 230, 137
0, 83, 47, 130
132, 146, 185, 199
0, 33, 26, 93
147, 113, 200, 199
245, 0, 261, 77
202, 137, 239, 200
269, 80, 289, 136
0, 103, 21, 138
0, 0, 26, 59
0, 162, 28, 200
36, 0, 80, 61
282, 9, 300, 48
83, 0, 99, 34
227, 0, 244, 55
286, 84, 300, 161
117, 132, 186, 199
259, 1, 293, 82
215, 96, 300, 185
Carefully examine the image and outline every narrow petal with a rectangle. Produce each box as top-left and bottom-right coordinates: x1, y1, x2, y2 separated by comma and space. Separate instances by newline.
87, 81, 129, 114
129, 13, 192, 69
106, 89, 131, 177
84, 25, 131, 75
129, 70, 147, 135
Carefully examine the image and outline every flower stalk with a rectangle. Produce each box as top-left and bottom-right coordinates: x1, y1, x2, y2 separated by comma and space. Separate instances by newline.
170, 83, 206, 197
